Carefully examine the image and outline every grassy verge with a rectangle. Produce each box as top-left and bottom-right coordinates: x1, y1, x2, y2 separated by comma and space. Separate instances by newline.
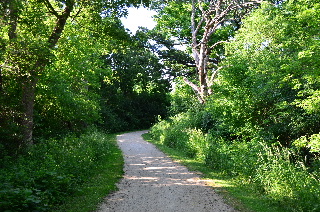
142, 133, 284, 212
54, 134, 123, 212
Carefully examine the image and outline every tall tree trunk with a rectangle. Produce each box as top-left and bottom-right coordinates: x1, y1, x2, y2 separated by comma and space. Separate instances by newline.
4, 0, 18, 40
20, 1, 74, 145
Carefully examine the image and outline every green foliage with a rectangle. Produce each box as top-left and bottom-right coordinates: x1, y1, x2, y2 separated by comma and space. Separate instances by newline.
154, 2, 192, 43
0, 0, 170, 148
0, 130, 115, 212
99, 33, 170, 132
151, 109, 209, 158
0, 1, 169, 211
205, 137, 252, 176
151, 113, 320, 211
253, 145, 320, 212
212, 1, 319, 211
33, 11, 109, 138
169, 77, 200, 115
293, 133, 320, 155
100, 91, 169, 132
150, 2, 320, 211
213, 0, 320, 147
54, 133, 123, 212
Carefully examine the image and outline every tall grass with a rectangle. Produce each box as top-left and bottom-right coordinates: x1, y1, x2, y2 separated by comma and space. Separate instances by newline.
150, 112, 320, 212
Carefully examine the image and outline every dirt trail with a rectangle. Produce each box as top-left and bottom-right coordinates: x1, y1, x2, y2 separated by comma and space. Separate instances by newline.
97, 130, 237, 212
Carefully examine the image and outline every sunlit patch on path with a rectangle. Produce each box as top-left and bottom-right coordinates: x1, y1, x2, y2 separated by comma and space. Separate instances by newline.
97, 130, 237, 212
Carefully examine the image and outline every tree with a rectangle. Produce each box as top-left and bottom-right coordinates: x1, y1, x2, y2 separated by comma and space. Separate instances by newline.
153, 0, 262, 103
188, 0, 262, 103
100, 29, 170, 132
34, 11, 117, 138
213, 0, 320, 147
0, 0, 152, 147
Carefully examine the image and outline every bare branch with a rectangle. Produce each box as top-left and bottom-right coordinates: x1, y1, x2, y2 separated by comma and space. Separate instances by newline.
210, 40, 229, 50
183, 77, 201, 94
208, 66, 223, 87
186, 0, 263, 103
194, 17, 205, 38
183, 77, 204, 104
198, 0, 205, 15
71, 7, 82, 22
215, 0, 223, 17
211, 3, 234, 26
191, 0, 196, 32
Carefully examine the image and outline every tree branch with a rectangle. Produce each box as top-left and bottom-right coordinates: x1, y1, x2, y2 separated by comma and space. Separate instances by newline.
191, 0, 198, 47
43, 0, 59, 17
210, 40, 229, 50
183, 77, 204, 103
208, 66, 223, 87
71, 7, 82, 22
186, 0, 263, 103
183, 77, 201, 94
195, 17, 205, 39
48, 2, 74, 48
7, 0, 18, 40
215, 0, 223, 17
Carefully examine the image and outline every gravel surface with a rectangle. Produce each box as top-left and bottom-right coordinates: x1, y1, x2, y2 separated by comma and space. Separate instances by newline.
97, 130, 237, 212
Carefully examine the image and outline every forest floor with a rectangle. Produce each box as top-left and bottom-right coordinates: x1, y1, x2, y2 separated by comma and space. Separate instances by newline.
97, 130, 237, 212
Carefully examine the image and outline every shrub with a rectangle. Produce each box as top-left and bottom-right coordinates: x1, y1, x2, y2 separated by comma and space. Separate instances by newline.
151, 111, 208, 158
0, 130, 112, 212
204, 135, 260, 177
185, 129, 207, 159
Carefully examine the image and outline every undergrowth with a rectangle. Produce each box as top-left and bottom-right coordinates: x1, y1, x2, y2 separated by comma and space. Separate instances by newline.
149, 111, 320, 212
0, 130, 123, 212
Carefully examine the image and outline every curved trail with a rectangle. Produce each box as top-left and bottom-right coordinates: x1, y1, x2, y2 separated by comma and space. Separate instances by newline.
98, 130, 237, 212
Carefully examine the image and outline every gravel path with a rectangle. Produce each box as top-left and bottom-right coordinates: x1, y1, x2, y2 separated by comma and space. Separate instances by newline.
97, 130, 237, 212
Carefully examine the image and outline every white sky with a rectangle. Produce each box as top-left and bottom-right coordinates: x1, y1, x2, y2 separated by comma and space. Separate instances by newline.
121, 7, 187, 51
121, 7, 157, 33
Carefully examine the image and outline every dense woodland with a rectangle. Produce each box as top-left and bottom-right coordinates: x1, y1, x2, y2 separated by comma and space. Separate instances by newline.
1, 0, 320, 211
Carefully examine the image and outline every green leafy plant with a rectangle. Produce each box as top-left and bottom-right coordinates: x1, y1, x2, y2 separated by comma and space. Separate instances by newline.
0, 130, 117, 212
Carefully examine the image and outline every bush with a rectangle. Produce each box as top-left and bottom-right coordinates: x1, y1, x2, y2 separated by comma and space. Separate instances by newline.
205, 136, 320, 211
151, 110, 209, 159
0, 130, 112, 212
204, 135, 260, 177
186, 129, 207, 159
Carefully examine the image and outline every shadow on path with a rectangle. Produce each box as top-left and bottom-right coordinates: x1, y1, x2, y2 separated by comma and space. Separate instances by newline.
97, 130, 237, 212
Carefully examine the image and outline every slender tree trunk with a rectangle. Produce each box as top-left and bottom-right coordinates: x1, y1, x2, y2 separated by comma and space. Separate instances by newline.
5, 0, 18, 40
21, 75, 38, 146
